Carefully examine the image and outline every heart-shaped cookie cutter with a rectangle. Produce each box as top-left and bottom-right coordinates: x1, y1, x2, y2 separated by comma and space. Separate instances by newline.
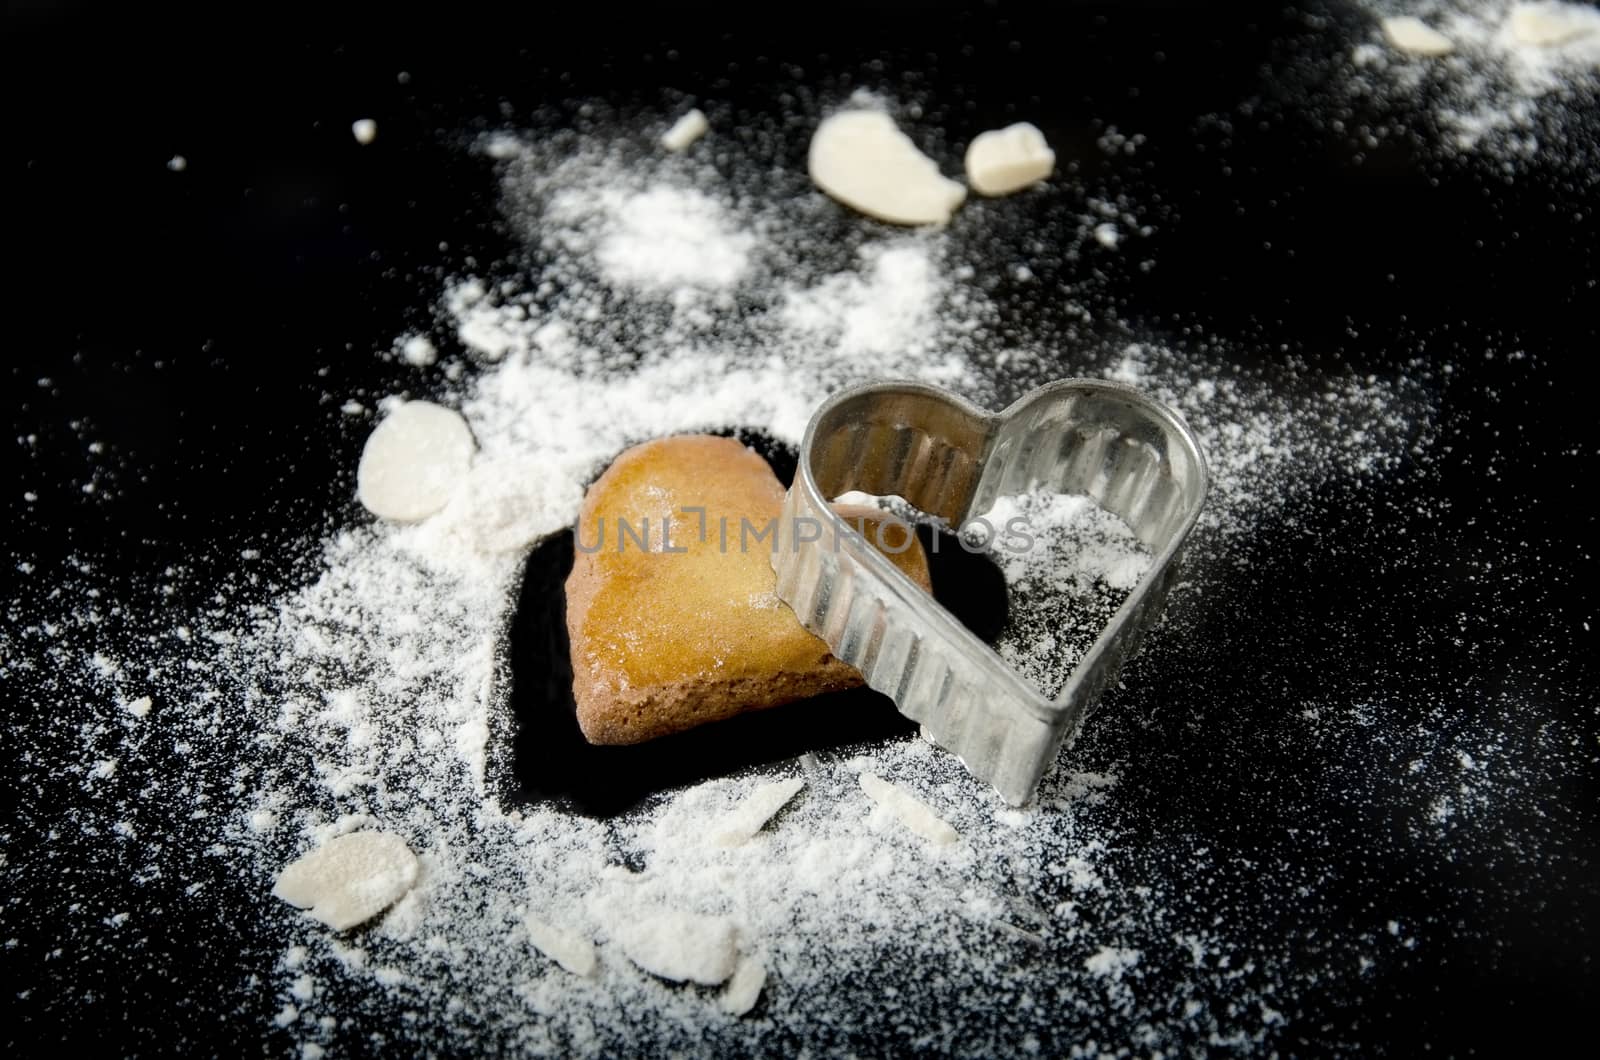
772, 379, 1208, 805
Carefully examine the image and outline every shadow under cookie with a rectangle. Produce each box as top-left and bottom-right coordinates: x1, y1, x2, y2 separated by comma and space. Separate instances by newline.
488, 436, 1009, 819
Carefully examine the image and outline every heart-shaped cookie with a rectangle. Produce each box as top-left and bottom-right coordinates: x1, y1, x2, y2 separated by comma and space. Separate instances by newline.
773, 379, 1208, 805
566, 434, 931, 745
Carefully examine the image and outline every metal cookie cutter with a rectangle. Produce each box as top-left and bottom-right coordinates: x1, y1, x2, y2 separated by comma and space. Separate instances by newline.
771, 379, 1208, 805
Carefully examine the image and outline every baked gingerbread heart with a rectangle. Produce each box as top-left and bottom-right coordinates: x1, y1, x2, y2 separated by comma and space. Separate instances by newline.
565, 434, 932, 744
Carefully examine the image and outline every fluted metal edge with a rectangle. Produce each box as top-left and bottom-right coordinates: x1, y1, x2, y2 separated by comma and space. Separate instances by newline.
773, 379, 1208, 806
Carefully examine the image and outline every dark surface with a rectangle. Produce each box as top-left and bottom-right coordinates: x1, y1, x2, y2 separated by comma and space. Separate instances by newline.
6, 1, 1597, 1056
502, 499, 1008, 817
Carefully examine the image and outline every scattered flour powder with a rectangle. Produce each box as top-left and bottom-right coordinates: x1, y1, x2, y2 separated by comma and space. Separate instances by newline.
548, 184, 757, 294
212, 121, 1437, 1051
973, 490, 1155, 699
6, 89, 1588, 1056
1335, 1, 1600, 162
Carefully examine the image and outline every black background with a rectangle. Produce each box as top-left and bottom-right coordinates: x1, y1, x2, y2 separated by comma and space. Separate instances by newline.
7, 1, 1597, 1055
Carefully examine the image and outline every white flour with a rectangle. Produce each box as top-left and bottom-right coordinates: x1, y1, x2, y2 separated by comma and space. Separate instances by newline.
231, 126, 1426, 1050
1337, 1, 1600, 161
549, 183, 757, 294
7, 92, 1585, 1056
973, 490, 1154, 699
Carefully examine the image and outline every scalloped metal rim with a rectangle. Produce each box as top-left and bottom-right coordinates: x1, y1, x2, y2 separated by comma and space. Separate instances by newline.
771, 378, 1209, 805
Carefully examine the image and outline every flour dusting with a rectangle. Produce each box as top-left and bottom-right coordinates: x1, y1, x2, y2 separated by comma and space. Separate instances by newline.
7, 88, 1589, 1056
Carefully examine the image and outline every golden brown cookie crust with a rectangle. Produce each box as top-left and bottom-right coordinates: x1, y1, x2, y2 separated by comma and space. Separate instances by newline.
566, 435, 930, 745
